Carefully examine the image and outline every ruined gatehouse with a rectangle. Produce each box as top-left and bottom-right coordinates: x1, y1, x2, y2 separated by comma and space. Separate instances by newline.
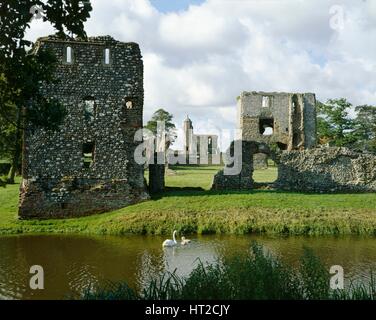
237, 91, 317, 150
19, 36, 149, 219
213, 91, 376, 192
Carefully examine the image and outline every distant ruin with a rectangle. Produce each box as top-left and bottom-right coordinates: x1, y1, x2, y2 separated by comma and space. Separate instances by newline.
19, 36, 149, 219
212, 91, 376, 192
182, 115, 219, 165
237, 91, 317, 150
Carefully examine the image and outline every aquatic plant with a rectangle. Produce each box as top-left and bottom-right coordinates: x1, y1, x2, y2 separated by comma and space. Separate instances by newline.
81, 242, 376, 300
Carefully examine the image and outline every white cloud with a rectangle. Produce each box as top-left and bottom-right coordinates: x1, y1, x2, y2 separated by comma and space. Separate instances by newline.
24, 0, 376, 150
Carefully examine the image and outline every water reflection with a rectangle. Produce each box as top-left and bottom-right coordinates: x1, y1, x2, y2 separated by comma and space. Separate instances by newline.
0, 234, 375, 299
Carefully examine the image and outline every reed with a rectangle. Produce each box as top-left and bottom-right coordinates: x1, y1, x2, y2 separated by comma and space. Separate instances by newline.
82, 242, 376, 300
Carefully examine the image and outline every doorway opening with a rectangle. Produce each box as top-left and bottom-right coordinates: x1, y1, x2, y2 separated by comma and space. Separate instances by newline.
252, 152, 278, 184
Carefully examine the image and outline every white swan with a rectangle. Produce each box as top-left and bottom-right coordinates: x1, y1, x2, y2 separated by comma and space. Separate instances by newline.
181, 236, 191, 245
162, 230, 178, 247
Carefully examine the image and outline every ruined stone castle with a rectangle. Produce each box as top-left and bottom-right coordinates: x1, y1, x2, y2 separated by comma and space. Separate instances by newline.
213, 91, 376, 192
237, 91, 316, 150
19, 36, 375, 219
19, 36, 149, 219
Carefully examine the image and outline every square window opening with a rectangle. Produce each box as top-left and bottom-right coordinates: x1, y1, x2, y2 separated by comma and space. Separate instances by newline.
262, 96, 271, 108
83, 97, 96, 121
259, 118, 274, 136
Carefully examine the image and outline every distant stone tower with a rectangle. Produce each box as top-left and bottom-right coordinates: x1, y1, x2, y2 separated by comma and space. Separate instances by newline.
182, 115, 219, 165
183, 115, 193, 163
19, 35, 149, 219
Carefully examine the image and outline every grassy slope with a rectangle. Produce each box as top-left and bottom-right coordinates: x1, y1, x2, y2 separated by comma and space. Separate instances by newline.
0, 166, 376, 235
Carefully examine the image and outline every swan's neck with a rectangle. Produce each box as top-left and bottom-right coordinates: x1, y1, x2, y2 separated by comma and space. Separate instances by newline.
173, 231, 176, 242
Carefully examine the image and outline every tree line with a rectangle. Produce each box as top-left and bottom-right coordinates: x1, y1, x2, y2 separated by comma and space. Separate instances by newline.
317, 98, 376, 153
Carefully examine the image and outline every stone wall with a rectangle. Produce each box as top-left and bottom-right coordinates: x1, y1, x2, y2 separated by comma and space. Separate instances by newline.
19, 35, 149, 219
212, 142, 376, 193
276, 147, 376, 192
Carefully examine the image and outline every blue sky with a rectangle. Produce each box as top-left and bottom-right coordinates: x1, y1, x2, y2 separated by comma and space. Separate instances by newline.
150, 0, 204, 12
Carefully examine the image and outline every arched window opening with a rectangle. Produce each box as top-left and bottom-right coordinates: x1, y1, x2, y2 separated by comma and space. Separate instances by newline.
66, 46, 73, 63
122, 97, 135, 110
126, 100, 133, 109
262, 96, 270, 108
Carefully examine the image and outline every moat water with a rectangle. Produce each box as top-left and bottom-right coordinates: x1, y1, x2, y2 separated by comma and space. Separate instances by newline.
0, 234, 376, 299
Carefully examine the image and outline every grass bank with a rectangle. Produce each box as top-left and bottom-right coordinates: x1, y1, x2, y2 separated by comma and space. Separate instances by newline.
0, 166, 375, 236
81, 242, 376, 300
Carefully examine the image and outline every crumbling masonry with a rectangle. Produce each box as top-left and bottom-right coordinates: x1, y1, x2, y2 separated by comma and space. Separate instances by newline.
276, 147, 376, 192
19, 36, 149, 219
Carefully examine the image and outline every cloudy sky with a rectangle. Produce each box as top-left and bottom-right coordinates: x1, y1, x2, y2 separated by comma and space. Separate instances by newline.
26, 0, 376, 149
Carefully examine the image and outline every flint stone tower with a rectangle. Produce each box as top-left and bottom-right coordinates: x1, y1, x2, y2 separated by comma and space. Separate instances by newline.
19, 35, 149, 219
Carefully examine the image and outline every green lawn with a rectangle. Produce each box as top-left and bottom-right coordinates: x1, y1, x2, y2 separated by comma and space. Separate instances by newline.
162, 165, 278, 187
0, 166, 376, 236
253, 166, 278, 183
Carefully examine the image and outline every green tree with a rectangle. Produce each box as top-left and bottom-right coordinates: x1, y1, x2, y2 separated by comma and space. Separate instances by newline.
0, 1, 92, 183
353, 105, 376, 153
145, 108, 177, 150
317, 98, 357, 147
0, 101, 18, 181
145, 109, 177, 168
